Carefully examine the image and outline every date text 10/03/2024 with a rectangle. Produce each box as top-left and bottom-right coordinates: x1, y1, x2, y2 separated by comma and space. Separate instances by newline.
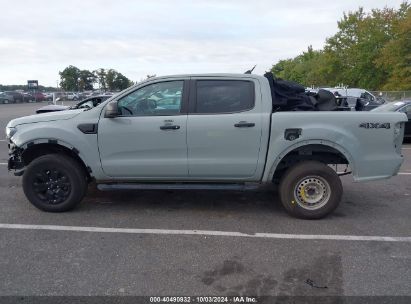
149, 296, 258, 303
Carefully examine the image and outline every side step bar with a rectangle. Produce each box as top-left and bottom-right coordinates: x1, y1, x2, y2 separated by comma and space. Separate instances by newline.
97, 183, 261, 191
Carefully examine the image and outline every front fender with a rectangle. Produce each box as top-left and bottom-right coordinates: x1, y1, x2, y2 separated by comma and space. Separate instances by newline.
9, 117, 107, 180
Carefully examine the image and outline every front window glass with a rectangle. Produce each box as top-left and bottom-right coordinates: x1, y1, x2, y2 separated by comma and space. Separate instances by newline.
117, 81, 183, 116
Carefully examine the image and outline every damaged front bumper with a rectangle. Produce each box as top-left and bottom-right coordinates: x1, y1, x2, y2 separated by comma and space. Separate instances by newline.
8, 139, 25, 176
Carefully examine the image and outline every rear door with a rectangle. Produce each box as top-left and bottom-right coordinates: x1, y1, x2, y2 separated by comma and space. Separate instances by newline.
186, 78, 263, 180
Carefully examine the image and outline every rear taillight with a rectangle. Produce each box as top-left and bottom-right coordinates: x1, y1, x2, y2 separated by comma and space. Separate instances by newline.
394, 122, 404, 154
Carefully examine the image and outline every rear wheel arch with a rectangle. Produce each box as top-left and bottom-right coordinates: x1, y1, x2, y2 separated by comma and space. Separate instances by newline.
269, 142, 354, 183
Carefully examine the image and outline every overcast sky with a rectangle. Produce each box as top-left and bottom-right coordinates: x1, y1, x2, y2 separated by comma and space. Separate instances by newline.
0, 0, 405, 86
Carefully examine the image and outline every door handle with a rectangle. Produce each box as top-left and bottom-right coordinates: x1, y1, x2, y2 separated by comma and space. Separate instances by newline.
234, 122, 255, 128
160, 125, 180, 130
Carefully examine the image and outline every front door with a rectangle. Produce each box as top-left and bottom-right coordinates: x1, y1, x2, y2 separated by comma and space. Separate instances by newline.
98, 80, 189, 178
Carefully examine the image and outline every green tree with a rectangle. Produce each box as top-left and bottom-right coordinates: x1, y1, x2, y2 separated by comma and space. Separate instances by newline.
376, 4, 411, 90
114, 72, 133, 90
78, 70, 96, 91
60, 66, 133, 91
325, 6, 402, 89
105, 69, 117, 91
59, 65, 80, 91
272, 46, 329, 87
105, 69, 133, 90
93, 68, 107, 91
270, 2, 410, 90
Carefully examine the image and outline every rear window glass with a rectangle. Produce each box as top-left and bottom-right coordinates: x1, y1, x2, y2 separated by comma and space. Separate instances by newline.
195, 80, 254, 113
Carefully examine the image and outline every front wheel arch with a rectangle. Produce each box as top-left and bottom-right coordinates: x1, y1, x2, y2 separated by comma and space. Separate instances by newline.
20, 142, 91, 180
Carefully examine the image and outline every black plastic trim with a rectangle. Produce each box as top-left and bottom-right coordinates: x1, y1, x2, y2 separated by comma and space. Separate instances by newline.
78, 123, 98, 134
180, 80, 190, 114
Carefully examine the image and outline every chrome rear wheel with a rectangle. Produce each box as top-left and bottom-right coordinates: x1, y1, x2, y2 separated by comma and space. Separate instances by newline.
294, 176, 331, 210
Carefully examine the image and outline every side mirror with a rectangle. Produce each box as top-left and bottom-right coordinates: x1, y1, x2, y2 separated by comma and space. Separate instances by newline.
104, 100, 119, 118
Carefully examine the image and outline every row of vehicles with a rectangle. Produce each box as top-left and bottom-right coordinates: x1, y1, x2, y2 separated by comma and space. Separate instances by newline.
0, 91, 115, 104
0, 91, 52, 103
55, 91, 115, 101
36, 95, 112, 113
6, 73, 409, 219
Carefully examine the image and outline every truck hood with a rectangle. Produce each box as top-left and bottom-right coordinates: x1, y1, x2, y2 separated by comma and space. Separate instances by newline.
7, 109, 84, 128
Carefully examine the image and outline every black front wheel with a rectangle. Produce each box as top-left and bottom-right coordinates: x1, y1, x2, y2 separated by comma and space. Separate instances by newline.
23, 154, 88, 212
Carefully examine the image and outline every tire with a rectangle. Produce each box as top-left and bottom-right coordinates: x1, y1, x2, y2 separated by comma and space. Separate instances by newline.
22, 154, 88, 212
279, 161, 342, 219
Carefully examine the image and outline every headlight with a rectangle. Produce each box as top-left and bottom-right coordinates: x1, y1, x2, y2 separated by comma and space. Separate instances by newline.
6, 126, 17, 139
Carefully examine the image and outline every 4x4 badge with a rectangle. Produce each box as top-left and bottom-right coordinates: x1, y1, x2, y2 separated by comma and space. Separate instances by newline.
359, 122, 390, 129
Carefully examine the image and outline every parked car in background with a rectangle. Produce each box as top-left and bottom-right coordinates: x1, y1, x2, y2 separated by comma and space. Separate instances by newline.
53, 92, 68, 101
32, 92, 46, 102
77, 92, 87, 100
4, 91, 24, 103
348, 97, 383, 111
330, 88, 385, 111
92, 91, 104, 97
43, 93, 53, 101
36, 95, 111, 113
22, 93, 35, 102
372, 100, 411, 141
0, 92, 14, 104
66, 92, 79, 101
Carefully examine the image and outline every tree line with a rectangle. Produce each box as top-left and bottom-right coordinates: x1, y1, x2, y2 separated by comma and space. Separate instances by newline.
59, 66, 134, 92
3, 3, 409, 93
271, 2, 411, 90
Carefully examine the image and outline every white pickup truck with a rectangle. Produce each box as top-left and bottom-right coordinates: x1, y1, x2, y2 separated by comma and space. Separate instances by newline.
6, 74, 407, 219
